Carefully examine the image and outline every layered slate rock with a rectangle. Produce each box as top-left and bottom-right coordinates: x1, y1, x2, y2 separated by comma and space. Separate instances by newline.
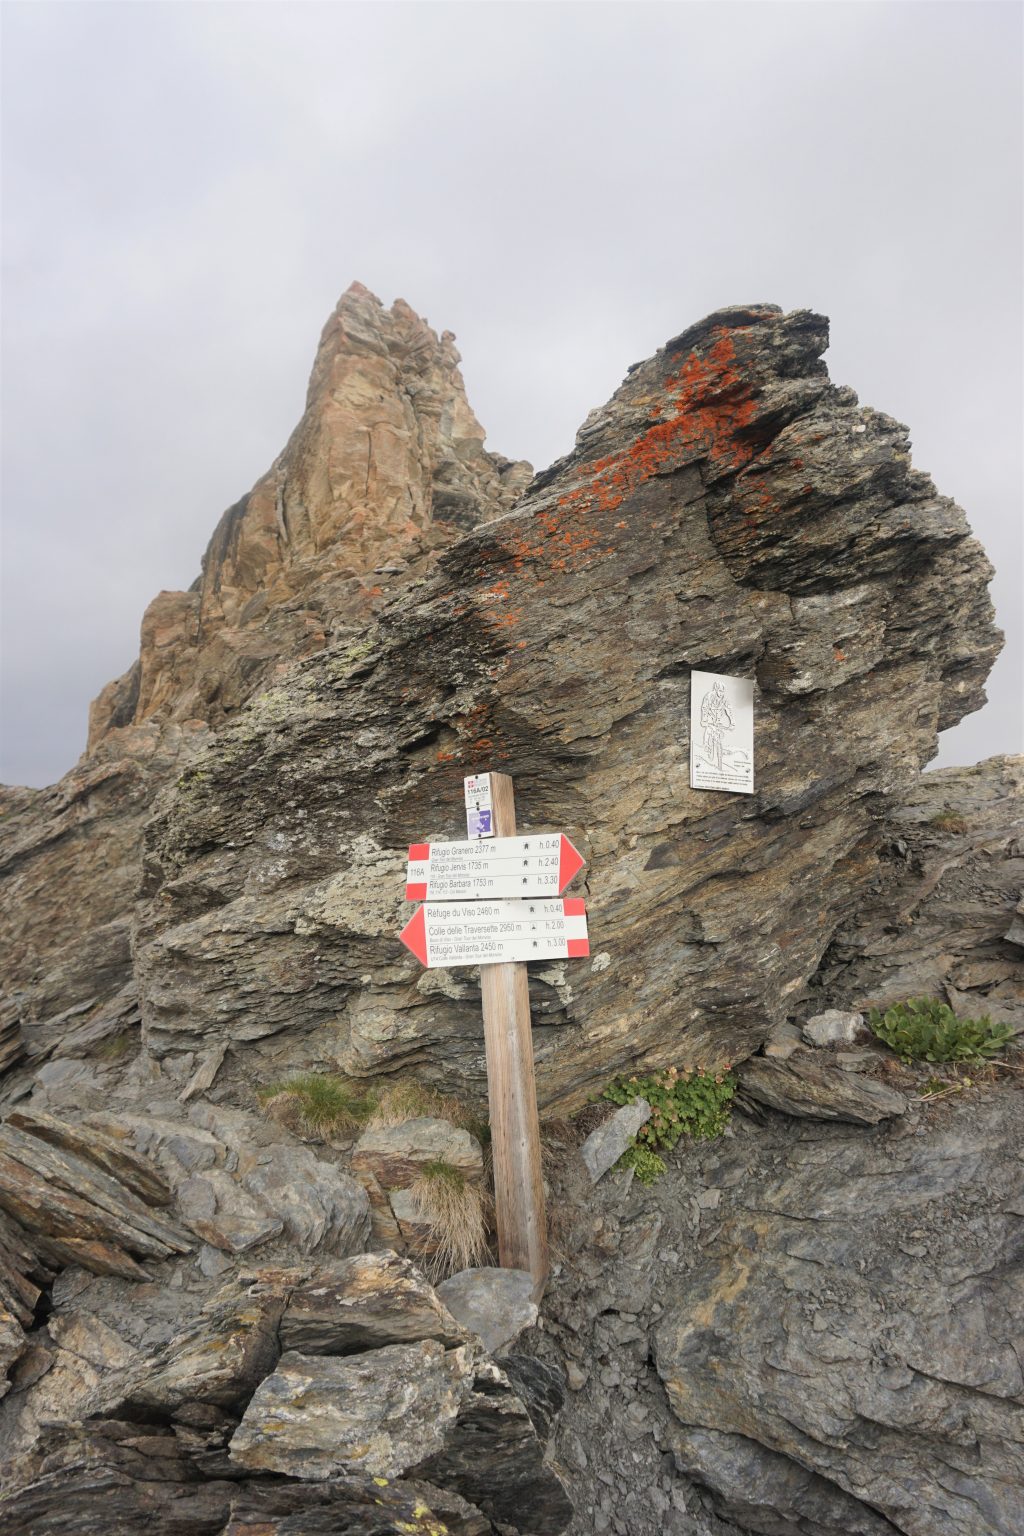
137, 306, 1000, 1105
0, 1115, 191, 1280
736, 1050, 908, 1123
1, 1419, 494, 1536
810, 754, 1024, 1025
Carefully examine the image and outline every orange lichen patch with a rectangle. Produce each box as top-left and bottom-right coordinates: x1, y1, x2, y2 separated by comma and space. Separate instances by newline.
556, 329, 759, 519
833, 647, 847, 663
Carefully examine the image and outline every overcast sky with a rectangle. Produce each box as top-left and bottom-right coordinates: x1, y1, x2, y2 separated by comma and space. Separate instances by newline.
2, 1, 1021, 789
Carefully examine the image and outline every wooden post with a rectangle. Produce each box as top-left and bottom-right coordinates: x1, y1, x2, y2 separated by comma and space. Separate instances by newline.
479, 772, 549, 1298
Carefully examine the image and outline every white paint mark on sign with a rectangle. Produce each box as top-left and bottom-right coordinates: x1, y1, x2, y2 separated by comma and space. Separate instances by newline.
400, 898, 589, 967
464, 773, 494, 839
690, 670, 755, 794
406, 835, 585, 901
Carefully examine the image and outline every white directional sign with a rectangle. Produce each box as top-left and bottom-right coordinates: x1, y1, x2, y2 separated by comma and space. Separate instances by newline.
406, 834, 585, 901
399, 898, 589, 968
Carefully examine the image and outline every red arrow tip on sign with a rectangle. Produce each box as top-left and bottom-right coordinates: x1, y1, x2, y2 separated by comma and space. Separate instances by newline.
558, 835, 586, 893
399, 906, 428, 966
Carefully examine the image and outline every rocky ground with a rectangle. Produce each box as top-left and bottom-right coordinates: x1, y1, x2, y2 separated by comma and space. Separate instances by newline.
531, 1073, 1024, 1536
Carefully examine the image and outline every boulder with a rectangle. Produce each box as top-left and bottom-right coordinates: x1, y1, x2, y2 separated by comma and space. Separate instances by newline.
228, 1341, 473, 1479
436, 1267, 538, 1354
279, 1251, 467, 1354
350, 1119, 484, 1192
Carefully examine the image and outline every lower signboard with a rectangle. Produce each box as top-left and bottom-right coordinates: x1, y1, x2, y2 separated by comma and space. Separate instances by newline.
399, 898, 589, 968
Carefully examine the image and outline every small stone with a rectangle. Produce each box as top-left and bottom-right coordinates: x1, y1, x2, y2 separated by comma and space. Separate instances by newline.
835, 1050, 874, 1072
581, 1100, 652, 1183
802, 1010, 866, 1047
565, 1361, 589, 1391
764, 1022, 803, 1060
436, 1267, 537, 1354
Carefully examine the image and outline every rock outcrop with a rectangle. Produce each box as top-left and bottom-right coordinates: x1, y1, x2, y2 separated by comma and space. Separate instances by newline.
1, 290, 1020, 1536
1, 284, 528, 1106
133, 304, 1001, 1106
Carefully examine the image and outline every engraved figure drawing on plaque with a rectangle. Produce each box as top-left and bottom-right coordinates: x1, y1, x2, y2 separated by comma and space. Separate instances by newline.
690, 670, 754, 794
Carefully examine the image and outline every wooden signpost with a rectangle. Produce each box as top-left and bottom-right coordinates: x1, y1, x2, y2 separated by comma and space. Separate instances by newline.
399, 772, 588, 1296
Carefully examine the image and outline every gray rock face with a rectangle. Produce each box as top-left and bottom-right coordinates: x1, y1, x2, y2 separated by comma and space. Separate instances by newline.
229, 1341, 473, 1479
415, 1357, 576, 1536
580, 1099, 651, 1183
239, 1146, 371, 1257
654, 1098, 1024, 1536
176, 1168, 283, 1253
523, 1087, 1024, 1536
437, 1267, 538, 1354
737, 1051, 907, 1123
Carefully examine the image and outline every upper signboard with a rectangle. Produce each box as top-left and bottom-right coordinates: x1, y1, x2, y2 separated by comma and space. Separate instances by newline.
406, 834, 586, 901
690, 670, 754, 794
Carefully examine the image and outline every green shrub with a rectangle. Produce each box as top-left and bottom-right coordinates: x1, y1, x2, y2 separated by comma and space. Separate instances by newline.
868, 998, 1013, 1064
603, 1065, 736, 1152
600, 1065, 735, 1183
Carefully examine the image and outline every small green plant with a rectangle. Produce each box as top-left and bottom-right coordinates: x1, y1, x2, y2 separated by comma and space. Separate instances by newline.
619, 1142, 667, 1186
408, 1158, 491, 1276
868, 998, 1013, 1064
603, 1065, 736, 1152
258, 1073, 379, 1135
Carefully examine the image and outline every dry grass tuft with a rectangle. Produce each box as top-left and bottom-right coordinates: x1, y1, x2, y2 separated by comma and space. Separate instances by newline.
257, 1073, 379, 1138
407, 1159, 492, 1278
367, 1080, 489, 1146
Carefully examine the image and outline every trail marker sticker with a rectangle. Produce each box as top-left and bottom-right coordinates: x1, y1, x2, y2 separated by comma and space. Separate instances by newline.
464, 773, 494, 839
406, 834, 585, 901
400, 898, 589, 968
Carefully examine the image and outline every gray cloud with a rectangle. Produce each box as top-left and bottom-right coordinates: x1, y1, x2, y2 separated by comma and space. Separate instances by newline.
2, 0, 1021, 787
